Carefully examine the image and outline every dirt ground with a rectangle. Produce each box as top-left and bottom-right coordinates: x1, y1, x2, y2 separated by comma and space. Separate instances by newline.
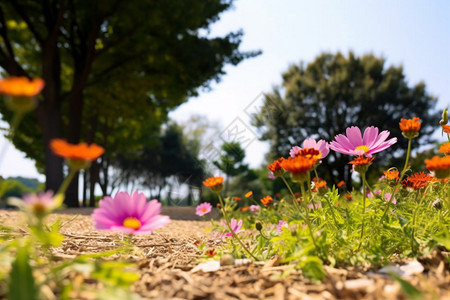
1, 207, 449, 299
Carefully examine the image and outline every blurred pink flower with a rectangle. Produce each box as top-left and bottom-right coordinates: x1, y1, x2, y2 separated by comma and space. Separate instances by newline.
307, 202, 322, 210
196, 202, 212, 216
16, 191, 60, 216
290, 138, 330, 159
221, 218, 243, 237
276, 220, 288, 232
329, 126, 397, 156
384, 193, 397, 204
249, 205, 261, 213
92, 191, 170, 235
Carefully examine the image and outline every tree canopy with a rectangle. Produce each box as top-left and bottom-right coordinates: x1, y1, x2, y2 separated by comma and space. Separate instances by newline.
0, 0, 259, 206
253, 52, 440, 187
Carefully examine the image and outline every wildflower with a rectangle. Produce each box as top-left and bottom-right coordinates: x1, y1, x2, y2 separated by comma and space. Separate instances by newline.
439, 142, 450, 154
345, 193, 352, 200
337, 180, 346, 188
384, 169, 400, 181
290, 138, 330, 159
349, 156, 375, 174
280, 154, 318, 182
312, 177, 327, 193
50, 139, 104, 170
329, 126, 397, 156
203, 176, 224, 192
276, 220, 288, 232
425, 155, 450, 179
260, 195, 273, 206
0, 76, 45, 97
206, 248, 217, 257
9, 191, 62, 218
245, 191, 253, 198
234, 196, 242, 202
384, 193, 397, 204
92, 191, 170, 235
402, 172, 434, 190
221, 218, 242, 237
240, 206, 249, 212
196, 202, 212, 216
267, 157, 285, 177
307, 202, 322, 209
399, 117, 421, 139
442, 124, 450, 134
249, 205, 261, 213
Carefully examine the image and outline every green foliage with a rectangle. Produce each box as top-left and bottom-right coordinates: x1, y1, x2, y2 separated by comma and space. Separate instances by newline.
8, 243, 38, 300
0, 177, 42, 202
252, 51, 440, 186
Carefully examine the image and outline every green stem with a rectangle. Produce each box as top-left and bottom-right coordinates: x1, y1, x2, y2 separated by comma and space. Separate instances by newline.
324, 194, 339, 229
281, 175, 301, 211
299, 180, 319, 254
56, 167, 78, 196
411, 191, 423, 254
357, 172, 367, 251
400, 138, 412, 180
216, 193, 258, 261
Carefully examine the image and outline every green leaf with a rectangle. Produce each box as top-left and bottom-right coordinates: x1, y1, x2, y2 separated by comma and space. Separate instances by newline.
8, 245, 38, 300
298, 256, 326, 283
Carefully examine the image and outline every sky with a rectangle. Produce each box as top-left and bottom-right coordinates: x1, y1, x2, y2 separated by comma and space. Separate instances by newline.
1, 0, 449, 180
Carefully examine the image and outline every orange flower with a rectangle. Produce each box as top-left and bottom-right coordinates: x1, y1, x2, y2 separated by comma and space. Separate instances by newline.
240, 206, 249, 212
267, 157, 285, 176
344, 194, 352, 200
425, 155, 450, 179
260, 195, 273, 206
206, 248, 216, 257
245, 191, 253, 198
442, 124, 450, 134
337, 180, 346, 188
234, 196, 242, 202
312, 177, 327, 189
439, 142, 450, 154
399, 117, 421, 132
383, 169, 399, 181
0, 76, 45, 97
294, 148, 322, 161
349, 156, 375, 166
203, 176, 224, 192
50, 139, 104, 162
402, 172, 434, 190
280, 155, 318, 182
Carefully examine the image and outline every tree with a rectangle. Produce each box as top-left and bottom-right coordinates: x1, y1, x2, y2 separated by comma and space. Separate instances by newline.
0, 0, 259, 206
213, 141, 248, 194
253, 52, 440, 187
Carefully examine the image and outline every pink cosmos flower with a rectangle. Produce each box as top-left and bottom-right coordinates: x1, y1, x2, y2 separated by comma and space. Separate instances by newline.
329, 126, 397, 156
92, 191, 170, 235
276, 220, 288, 232
249, 205, 261, 213
9, 191, 61, 217
196, 202, 212, 216
221, 218, 243, 237
290, 138, 330, 159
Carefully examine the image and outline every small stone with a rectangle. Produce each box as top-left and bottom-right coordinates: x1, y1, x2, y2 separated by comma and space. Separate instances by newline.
220, 254, 235, 266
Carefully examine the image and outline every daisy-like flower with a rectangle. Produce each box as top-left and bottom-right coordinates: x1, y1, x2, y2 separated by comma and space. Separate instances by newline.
276, 220, 288, 232
439, 142, 450, 154
50, 139, 104, 170
221, 218, 242, 237
290, 138, 330, 159
92, 191, 170, 235
329, 126, 397, 156
280, 154, 319, 182
399, 117, 421, 139
196, 202, 212, 216
402, 172, 434, 190
425, 155, 450, 179
267, 157, 285, 177
337, 180, 346, 188
349, 156, 375, 174
0, 76, 45, 97
245, 191, 253, 198
384, 169, 400, 181
260, 195, 273, 206
8, 191, 62, 218
203, 176, 224, 192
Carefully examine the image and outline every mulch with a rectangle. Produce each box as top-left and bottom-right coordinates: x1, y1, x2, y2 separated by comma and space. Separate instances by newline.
1, 208, 449, 299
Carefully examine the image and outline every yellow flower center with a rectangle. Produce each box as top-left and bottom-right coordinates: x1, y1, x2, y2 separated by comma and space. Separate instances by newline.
123, 217, 141, 230
356, 145, 369, 153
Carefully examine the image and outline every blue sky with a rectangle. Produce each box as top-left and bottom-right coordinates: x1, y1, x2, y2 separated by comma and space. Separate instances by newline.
1, 0, 449, 179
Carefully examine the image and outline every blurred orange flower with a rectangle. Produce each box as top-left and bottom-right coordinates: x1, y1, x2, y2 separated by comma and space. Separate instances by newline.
349, 156, 375, 166
425, 156, 450, 179
383, 169, 399, 181
438, 142, 450, 154
245, 191, 253, 198
260, 195, 273, 206
203, 176, 224, 192
50, 139, 104, 161
337, 180, 346, 188
267, 157, 285, 175
206, 248, 216, 257
0, 76, 45, 97
441, 124, 450, 134
234, 196, 242, 202
399, 117, 421, 133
